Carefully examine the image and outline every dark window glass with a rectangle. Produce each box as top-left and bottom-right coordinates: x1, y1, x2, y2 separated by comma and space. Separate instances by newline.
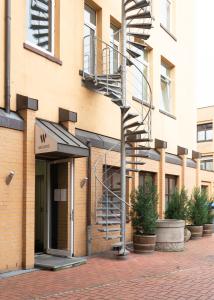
165, 175, 177, 210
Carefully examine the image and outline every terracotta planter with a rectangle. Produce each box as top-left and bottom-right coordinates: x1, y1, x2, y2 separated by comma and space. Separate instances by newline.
133, 234, 156, 254
155, 219, 185, 252
187, 225, 203, 239
203, 224, 214, 237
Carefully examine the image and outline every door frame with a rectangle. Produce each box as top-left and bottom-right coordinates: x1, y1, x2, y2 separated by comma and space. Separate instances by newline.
46, 158, 74, 257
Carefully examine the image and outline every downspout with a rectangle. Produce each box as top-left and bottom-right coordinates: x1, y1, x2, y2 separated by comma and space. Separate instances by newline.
86, 141, 92, 256
5, 0, 11, 114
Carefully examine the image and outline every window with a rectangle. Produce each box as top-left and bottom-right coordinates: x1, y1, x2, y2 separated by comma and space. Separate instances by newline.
110, 24, 120, 74
84, 4, 96, 74
165, 175, 177, 210
133, 49, 149, 102
160, 0, 171, 30
160, 62, 172, 113
197, 123, 213, 142
139, 172, 155, 187
201, 156, 213, 171
27, 0, 55, 54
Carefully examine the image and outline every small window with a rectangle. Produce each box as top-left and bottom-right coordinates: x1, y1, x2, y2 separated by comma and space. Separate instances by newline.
84, 4, 96, 75
27, 0, 55, 54
197, 123, 213, 142
201, 156, 213, 171
165, 175, 177, 210
110, 24, 120, 74
160, 0, 171, 30
133, 48, 149, 102
139, 172, 155, 187
160, 62, 172, 113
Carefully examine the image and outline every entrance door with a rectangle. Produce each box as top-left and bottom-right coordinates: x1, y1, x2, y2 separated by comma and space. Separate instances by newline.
47, 160, 74, 257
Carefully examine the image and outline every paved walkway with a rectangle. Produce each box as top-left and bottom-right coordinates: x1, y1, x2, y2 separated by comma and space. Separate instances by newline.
1, 236, 214, 299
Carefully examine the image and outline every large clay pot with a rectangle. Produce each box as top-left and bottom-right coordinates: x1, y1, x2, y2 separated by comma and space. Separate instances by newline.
187, 225, 203, 239
203, 224, 214, 237
155, 219, 185, 252
133, 234, 156, 254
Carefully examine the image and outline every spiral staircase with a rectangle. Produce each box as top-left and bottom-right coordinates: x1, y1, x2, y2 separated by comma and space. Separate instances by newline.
81, 0, 153, 256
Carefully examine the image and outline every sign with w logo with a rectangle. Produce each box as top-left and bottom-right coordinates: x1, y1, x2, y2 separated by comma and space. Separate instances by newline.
40, 133, 47, 143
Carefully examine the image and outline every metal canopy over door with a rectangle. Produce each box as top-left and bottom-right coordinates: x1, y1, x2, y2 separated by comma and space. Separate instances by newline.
46, 159, 74, 257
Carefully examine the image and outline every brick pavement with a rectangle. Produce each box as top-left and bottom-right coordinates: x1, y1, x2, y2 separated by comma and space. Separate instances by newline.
1, 236, 214, 300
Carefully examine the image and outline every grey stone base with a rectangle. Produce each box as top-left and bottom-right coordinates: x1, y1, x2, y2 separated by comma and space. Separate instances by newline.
155, 242, 184, 252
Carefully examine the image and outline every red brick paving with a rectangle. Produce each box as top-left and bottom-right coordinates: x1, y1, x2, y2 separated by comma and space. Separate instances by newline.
1, 237, 214, 299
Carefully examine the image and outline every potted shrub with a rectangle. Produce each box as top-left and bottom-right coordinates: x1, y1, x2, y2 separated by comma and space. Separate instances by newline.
187, 188, 208, 239
131, 178, 158, 254
156, 188, 187, 252
203, 199, 214, 237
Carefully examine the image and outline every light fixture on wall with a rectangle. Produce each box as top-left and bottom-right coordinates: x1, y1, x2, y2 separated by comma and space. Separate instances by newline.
80, 177, 88, 188
6, 171, 15, 185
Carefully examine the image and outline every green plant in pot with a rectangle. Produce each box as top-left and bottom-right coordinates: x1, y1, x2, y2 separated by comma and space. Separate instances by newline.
131, 178, 158, 254
187, 188, 208, 239
203, 198, 214, 237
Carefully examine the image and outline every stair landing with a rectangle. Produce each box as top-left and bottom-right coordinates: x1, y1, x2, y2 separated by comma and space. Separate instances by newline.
35, 254, 87, 271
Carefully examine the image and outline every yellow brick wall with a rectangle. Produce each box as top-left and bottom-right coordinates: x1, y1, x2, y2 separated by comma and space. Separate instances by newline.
0, 128, 23, 272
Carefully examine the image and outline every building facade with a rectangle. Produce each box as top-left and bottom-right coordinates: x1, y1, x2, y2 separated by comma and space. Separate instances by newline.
0, 0, 213, 273
197, 106, 214, 193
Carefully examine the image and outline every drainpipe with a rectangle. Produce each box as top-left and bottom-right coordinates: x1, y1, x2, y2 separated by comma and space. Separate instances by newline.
86, 141, 92, 256
5, 0, 11, 114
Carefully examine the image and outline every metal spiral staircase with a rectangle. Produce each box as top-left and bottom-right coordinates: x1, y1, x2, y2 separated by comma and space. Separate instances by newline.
82, 0, 153, 256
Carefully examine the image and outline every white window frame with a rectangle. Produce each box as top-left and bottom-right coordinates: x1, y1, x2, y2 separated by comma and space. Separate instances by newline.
110, 24, 120, 74
160, 0, 171, 31
160, 62, 172, 113
133, 48, 150, 102
26, 0, 55, 56
84, 5, 97, 75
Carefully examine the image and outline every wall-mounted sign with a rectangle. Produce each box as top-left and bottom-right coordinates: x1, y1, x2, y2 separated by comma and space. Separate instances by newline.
35, 123, 58, 154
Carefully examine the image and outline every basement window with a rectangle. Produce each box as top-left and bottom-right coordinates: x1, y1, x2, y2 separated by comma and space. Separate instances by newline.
26, 0, 55, 55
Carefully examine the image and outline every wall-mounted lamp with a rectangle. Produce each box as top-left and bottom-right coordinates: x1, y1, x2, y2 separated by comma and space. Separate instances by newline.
6, 171, 15, 185
80, 177, 88, 188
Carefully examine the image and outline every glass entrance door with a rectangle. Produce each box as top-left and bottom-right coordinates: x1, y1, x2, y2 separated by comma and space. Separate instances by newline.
47, 160, 74, 257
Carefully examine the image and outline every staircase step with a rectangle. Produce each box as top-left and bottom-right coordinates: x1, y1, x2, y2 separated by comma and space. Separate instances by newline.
125, 145, 150, 150
123, 113, 138, 123
126, 153, 149, 158
126, 48, 141, 58
126, 161, 146, 165
127, 41, 147, 52
96, 207, 120, 211
104, 235, 122, 241
98, 82, 121, 90
125, 138, 152, 143
31, 4, 49, 14
124, 121, 143, 130
127, 32, 150, 40
125, 0, 150, 13
126, 11, 151, 20
121, 106, 131, 114
97, 74, 121, 80
127, 58, 134, 66
98, 228, 120, 233
97, 220, 121, 225
124, 0, 134, 5
125, 129, 147, 136
126, 168, 140, 172
111, 99, 123, 107
97, 214, 121, 218
127, 22, 152, 29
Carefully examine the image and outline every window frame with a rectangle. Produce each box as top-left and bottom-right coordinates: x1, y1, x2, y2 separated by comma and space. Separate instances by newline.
26, 0, 55, 56
133, 48, 150, 102
165, 175, 177, 210
197, 123, 213, 142
200, 156, 213, 171
160, 0, 171, 31
110, 24, 120, 74
83, 4, 97, 75
160, 62, 172, 113
139, 171, 156, 187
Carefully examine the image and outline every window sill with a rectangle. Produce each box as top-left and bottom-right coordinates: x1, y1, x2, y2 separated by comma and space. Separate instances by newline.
160, 24, 177, 41
197, 139, 213, 143
132, 96, 155, 109
23, 43, 62, 66
159, 109, 176, 120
